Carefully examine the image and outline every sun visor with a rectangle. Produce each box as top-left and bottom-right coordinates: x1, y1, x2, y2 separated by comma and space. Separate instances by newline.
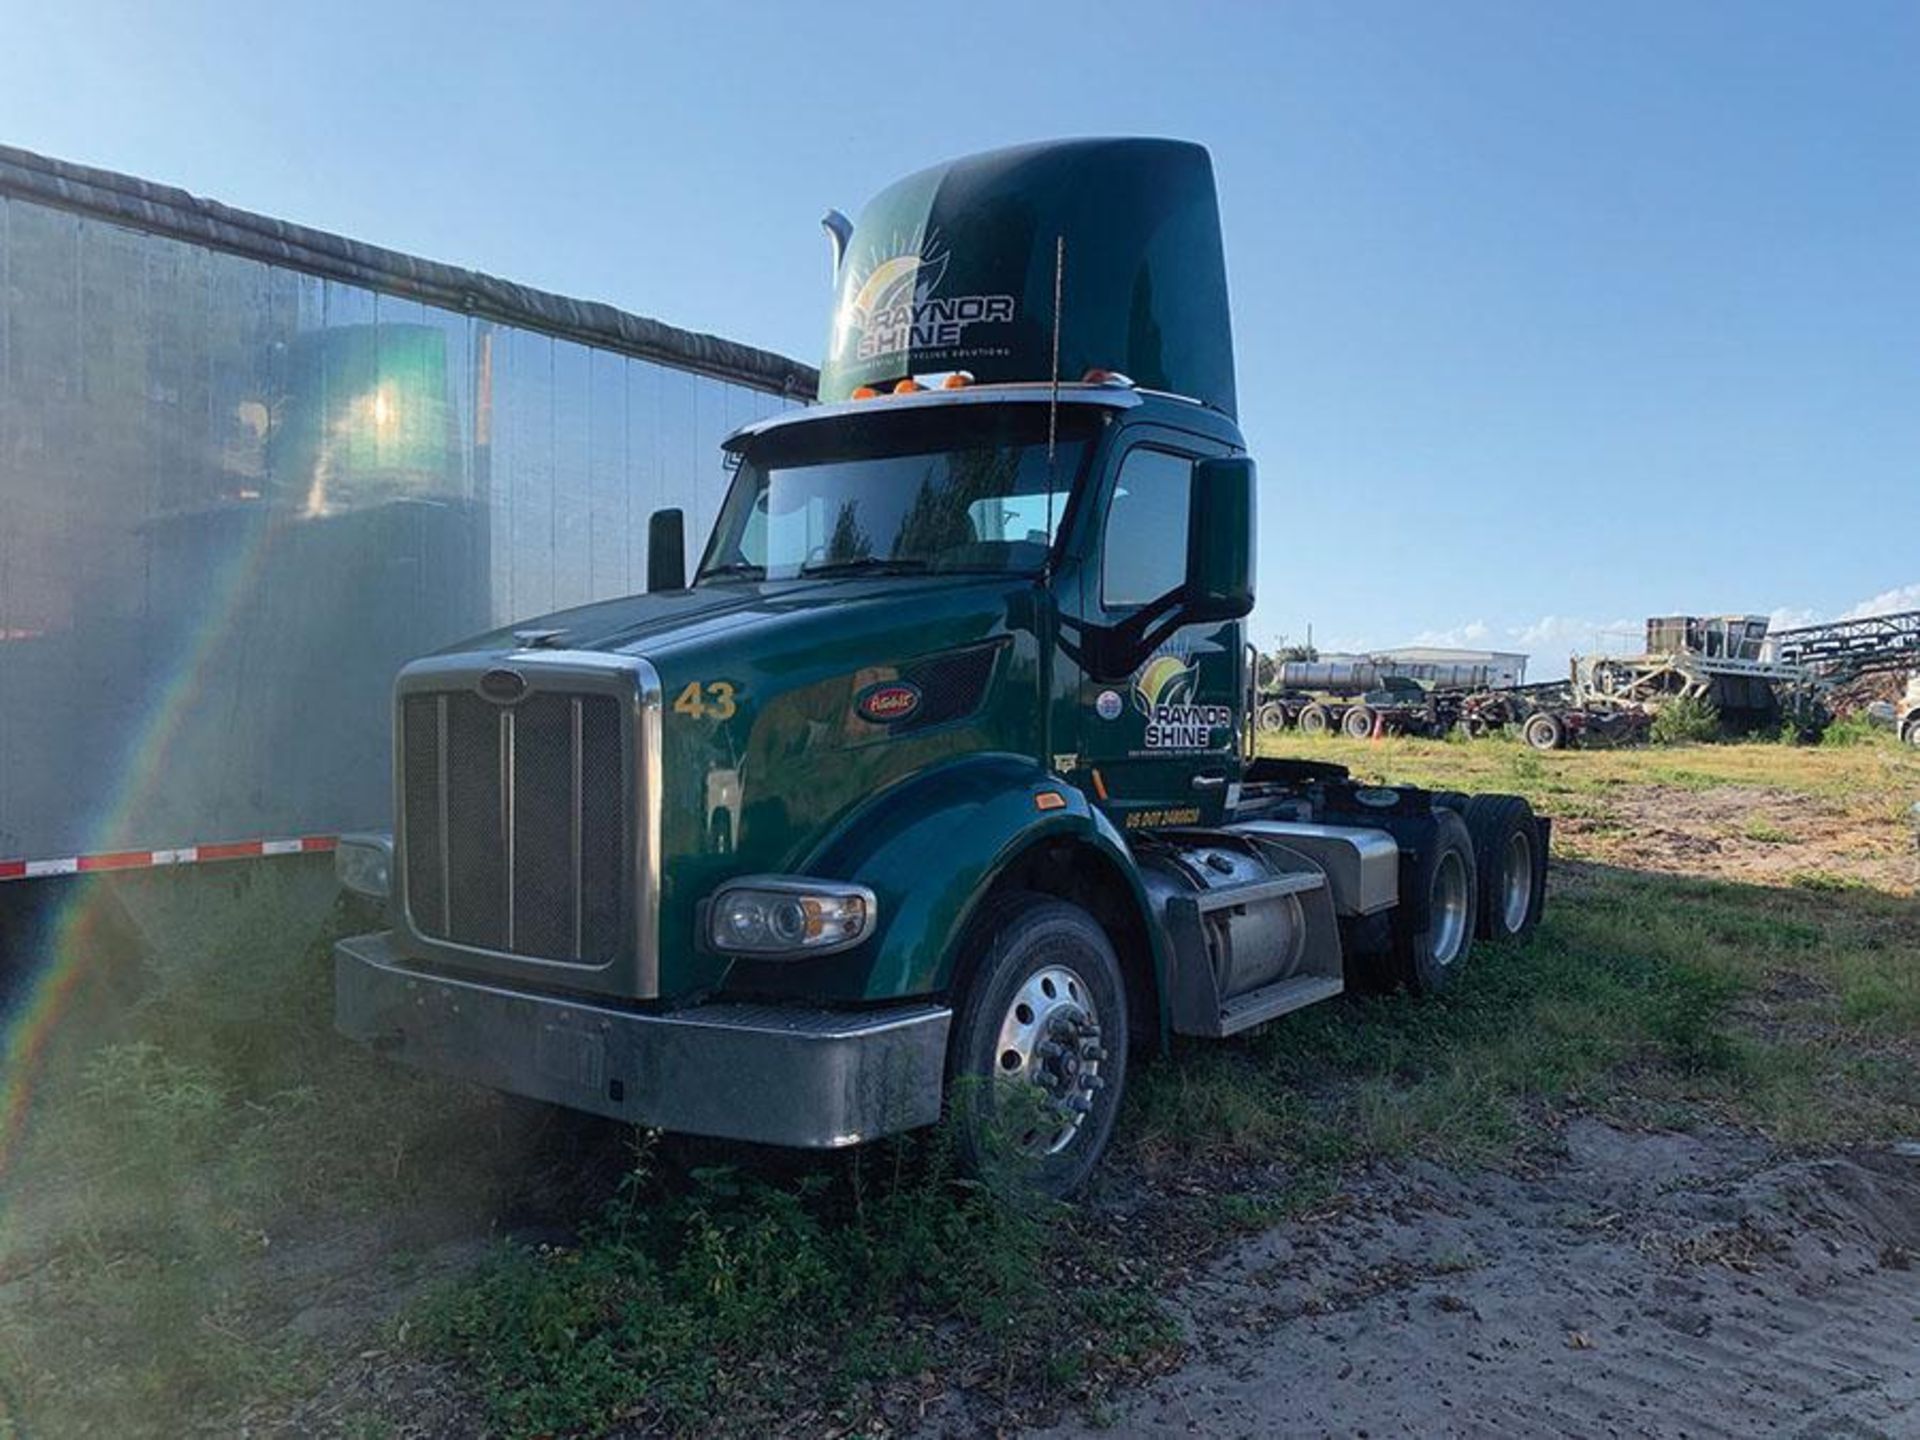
819, 138, 1235, 418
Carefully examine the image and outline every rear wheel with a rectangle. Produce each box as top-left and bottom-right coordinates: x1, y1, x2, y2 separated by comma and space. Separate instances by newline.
1298, 702, 1333, 736
1343, 704, 1377, 739
1523, 711, 1567, 751
1461, 794, 1545, 941
1905, 715, 1920, 748
947, 893, 1128, 1200
1386, 809, 1478, 994
1257, 702, 1289, 734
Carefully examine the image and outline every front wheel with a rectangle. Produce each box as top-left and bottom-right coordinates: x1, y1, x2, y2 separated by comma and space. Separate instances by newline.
947, 893, 1128, 1200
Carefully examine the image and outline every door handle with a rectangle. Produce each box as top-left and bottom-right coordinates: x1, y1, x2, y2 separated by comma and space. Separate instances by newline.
1191, 773, 1227, 791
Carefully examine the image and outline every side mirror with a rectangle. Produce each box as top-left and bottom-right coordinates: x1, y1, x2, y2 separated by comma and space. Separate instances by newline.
1186, 457, 1256, 621
647, 508, 687, 593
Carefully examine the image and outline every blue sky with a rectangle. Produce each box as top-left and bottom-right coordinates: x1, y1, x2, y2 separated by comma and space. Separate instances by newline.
4, 1, 1914, 674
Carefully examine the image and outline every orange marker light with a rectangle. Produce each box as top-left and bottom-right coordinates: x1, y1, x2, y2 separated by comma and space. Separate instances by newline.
851, 386, 878, 400
1089, 768, 1109, 801
893, 378, 923, 394
942, 371, 974, 389
1034, 790, 1067, 811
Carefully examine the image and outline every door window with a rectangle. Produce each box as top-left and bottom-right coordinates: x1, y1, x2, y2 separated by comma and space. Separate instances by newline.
1101, 448, 1192, 607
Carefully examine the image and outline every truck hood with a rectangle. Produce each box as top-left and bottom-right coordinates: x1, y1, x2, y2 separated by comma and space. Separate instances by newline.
445, 573, 1021, 658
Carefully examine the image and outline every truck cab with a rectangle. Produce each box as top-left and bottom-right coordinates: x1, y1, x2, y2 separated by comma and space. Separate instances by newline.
334, 139, 1549, 1196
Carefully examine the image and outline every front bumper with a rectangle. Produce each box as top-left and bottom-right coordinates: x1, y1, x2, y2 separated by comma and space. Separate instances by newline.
334, 931, 951, 1148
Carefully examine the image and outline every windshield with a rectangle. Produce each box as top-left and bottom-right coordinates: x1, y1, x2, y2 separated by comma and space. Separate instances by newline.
698, 404, 1104, 583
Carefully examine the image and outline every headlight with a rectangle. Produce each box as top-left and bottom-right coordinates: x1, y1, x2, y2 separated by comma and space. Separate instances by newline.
335, 833, 393, 901
707, 877, 876, 956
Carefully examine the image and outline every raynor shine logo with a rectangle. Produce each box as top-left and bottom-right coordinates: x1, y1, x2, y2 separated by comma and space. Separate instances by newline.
832, 228, 1016, 366
1133, 651, 1233, 752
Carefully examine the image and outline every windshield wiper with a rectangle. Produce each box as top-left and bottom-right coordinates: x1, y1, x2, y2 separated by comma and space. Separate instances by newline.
797, 556, 931, 578
695, 560, 766, 583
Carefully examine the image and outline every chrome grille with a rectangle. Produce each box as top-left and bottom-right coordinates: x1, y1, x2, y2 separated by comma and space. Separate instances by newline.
400, 686, 626, 964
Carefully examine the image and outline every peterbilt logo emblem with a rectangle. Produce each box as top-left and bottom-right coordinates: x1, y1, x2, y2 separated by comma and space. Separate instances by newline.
478, 668, 530, 704
856, 681, 922, 724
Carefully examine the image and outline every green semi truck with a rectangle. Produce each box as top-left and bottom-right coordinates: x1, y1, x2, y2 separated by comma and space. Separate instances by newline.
334, 139, 1549, 1196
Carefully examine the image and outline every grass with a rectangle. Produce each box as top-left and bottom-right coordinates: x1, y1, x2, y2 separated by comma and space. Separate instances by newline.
2, 737, 1916, 1435
0, 867, 563, 1435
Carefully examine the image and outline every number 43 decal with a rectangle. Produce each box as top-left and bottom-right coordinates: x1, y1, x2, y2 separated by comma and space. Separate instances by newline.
673, 680, 738, 720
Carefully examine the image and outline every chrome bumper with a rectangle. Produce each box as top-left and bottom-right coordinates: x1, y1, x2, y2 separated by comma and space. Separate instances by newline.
334, 931, 951, 1148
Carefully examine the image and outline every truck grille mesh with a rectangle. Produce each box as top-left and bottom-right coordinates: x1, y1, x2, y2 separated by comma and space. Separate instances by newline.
401, 689, 625, 963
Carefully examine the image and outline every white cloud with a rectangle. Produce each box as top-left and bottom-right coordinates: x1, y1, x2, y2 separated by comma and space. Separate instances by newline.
1765, 581, 1920, 635
1402, 619, 1492, 649
1768, 604, 1823, 633
1509, 614, 1638, 654
1837, 583, 1920, 622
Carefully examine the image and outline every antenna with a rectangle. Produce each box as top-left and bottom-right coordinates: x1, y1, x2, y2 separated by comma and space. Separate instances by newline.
1045, 234, 1064, 551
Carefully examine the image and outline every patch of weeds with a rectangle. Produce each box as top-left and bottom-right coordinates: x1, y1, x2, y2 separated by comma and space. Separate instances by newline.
0, 869, 531, 1438
414, 1134, 1172, 1437
1741, 818, 1794, 844
1651, 696, 1722, 746
1821, 711, 1887, 748
1644, 962, 1747, 1074
1212, 1170, 1338, 1232
1789, 870, 1872, 893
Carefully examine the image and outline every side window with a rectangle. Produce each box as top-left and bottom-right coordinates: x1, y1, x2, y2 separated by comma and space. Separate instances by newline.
1101, 448, 1192, 607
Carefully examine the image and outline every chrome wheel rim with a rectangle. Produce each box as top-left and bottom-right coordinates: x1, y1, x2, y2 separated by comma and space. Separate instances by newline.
1430, 852, 1470, 966
993, 964, 1104, 1156
1501, 830, 1533, 933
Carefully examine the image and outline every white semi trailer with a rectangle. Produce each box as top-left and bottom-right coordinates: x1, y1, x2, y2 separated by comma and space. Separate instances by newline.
0, 145, 812, 898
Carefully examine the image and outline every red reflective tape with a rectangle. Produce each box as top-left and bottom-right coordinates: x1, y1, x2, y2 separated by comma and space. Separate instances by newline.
197, 841, 266, 862
0, 834, 342, 881
77, 850, 155, 873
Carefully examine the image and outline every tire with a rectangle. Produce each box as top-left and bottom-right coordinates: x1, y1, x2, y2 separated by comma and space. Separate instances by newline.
1905, 715, 1920, 748
946, 893, 1128, 1201
1428, 789, 1470, 815
1298, 702, 1333, 737
1343, 704, 1377, 740
1257, 702, 1288, 735
1385, 809, 1478, 994
1523, 711, 1567, 751
1461, 794, 1545, 941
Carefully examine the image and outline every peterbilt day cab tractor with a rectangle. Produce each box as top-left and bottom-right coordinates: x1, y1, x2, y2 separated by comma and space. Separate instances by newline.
334, 140, 1550, 1197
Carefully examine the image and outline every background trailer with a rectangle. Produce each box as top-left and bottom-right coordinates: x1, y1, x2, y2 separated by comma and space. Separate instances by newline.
0, 145, 814, 886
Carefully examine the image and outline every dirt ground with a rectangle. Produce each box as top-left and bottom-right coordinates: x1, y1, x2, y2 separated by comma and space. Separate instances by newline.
1560, 783, 1917, 896
1019, 752, 1920, 1440
1032, 1121, 1920, 1440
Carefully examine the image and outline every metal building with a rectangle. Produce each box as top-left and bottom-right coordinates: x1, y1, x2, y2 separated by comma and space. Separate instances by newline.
0, 145, 814, 880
